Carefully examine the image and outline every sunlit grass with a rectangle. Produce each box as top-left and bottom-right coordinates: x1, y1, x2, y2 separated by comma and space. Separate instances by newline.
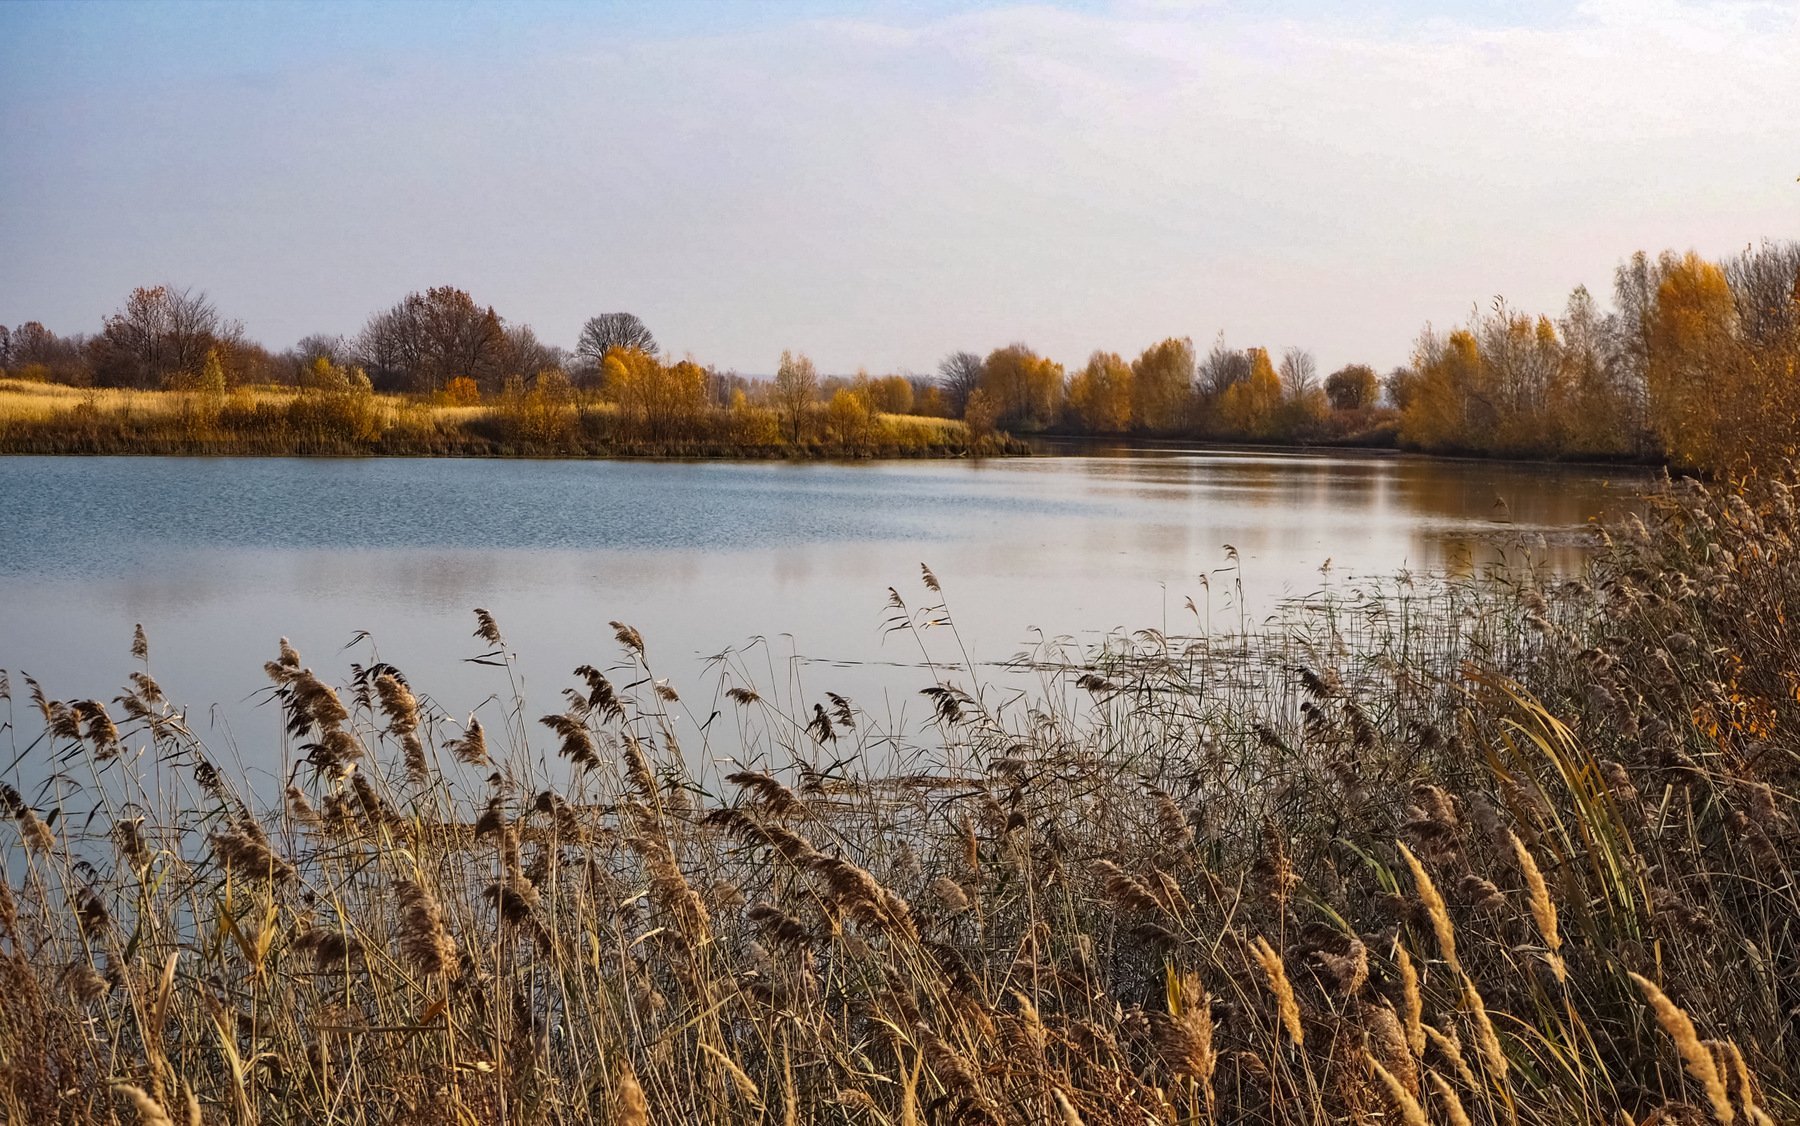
0, 381, 1002, 458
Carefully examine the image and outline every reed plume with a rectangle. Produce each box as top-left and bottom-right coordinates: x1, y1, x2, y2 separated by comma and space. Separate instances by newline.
1629, 971, 1734, 1124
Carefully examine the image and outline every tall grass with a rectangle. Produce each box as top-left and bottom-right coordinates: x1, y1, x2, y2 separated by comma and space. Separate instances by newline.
2, 474, 1797, 1124
0, 379, 1015, 459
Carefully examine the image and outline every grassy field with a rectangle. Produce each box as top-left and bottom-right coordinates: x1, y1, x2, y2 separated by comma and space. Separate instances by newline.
2, 473, 1797, 1124
0, 379, 1010, 459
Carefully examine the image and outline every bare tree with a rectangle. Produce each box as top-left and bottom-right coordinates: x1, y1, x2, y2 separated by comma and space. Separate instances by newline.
1725, 239, 1800, 350
498, 323, 566, 383
773, 349, 818, 443
1277, 347, 1318, 400
92, 285, 234, 388
577, 313, 657, 367
1197, 338, 1251, 396
936, 351, 984, 415
354, 286, 505, 392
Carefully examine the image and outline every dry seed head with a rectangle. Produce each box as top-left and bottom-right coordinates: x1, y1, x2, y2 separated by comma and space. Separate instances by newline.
1398, 841, 1460, 977
701, 1042, 763, 1106
1367, 1054, 1429, 1126
394, 877, 457, 978
1148, 787, 1194, 851
293, 924, 364, 971
615, 1064, 649, 1126
1720, 1040, 1774, 1126
1051, 1088, 1085, 1126
930, 876, 971, 914
1424, 1023, 1478, 1092
611, 620, 646, 655
1094, 859, 1162, 915
1395, 943, 1425, 1056
446, 714, 489, 765
472, 608, 503, 646
62, 959, 109, 1003
1250, 935, 1304, 1048
1157, 971, 1217, 1093
1362, 1000, 1418, 1097
1427, 1072, 1474, 1126
1508, 830, 1564, 981
1629, 972, 1734, 1125
285, 785, 318, 823
1317, 934, 1369, 997
1460, 975, 1509, 1086
19, 808, 55, 852
373, 672, 418, 734
113, 1083, 175, 1126
725, 770, 805, 817
210, 818, 295, 883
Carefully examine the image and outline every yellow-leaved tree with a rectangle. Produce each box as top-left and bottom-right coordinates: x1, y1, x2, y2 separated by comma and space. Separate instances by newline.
1218, 347, 1283, 438
1066, 351, 1133, 434
1646, 252, 1743, 471
979, 344, 1063, 431
1130, 337, 1194, 433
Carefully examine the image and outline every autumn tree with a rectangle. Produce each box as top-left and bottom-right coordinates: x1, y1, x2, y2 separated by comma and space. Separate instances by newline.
577, 313, 657, 369
1645, 252, 1740, 469
1398, 327, 1484, 451
774, 350, 819, 443
1383, 367, 1418, 412
355, 286, 504, 393
497, 324, 565, 384
92, 286, 234, 388
1129, 337, 1194, 432
1276, 348, 1328, 434
502, 369, 579, 447
980, 343, 1063, 430
863, 374, 915, 415
962, 388, 998, 443
1727, 240, 1800, 350
1197, 337, 1251, 397
1217, 347, 1284, 438
1066, 351, 1133, 433
1557, 285, 1641, 458
1324, 364, 1379, 410
6, 321, 89, 383
826, 386, 878, 450
599, 350, 707, 442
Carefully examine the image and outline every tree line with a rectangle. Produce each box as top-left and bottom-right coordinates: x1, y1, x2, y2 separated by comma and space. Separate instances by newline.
4, 237, 1796, 473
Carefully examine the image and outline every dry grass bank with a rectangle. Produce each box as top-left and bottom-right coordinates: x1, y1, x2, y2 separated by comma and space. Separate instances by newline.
0, 380, 1014, 459
2, 475, 1798, 1123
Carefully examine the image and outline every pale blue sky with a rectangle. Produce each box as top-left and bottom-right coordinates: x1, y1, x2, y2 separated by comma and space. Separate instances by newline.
2, 0, 1795, 374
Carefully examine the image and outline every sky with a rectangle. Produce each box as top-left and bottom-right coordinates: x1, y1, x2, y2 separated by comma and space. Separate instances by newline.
1, 0, 1796, 376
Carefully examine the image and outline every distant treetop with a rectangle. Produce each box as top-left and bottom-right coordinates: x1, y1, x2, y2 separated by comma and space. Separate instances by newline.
578, 313, 657, 363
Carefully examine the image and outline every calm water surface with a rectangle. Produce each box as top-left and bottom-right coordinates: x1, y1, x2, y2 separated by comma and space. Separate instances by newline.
0, 450, 1642, 770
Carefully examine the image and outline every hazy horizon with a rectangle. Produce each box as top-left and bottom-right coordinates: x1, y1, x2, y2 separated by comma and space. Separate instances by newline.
2, 0, 1795, 375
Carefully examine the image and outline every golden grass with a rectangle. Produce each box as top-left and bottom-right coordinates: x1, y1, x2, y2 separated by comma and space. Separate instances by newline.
0, 380, 999, 457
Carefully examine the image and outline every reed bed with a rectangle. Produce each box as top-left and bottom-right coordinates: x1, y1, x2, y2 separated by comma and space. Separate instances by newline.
2, 474, 1798, 1124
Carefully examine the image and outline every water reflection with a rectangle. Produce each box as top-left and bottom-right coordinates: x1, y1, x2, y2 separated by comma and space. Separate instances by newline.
0, 451, 1645, 770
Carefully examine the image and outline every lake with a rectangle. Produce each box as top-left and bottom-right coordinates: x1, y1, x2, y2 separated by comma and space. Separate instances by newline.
0, 449, 1642, 779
